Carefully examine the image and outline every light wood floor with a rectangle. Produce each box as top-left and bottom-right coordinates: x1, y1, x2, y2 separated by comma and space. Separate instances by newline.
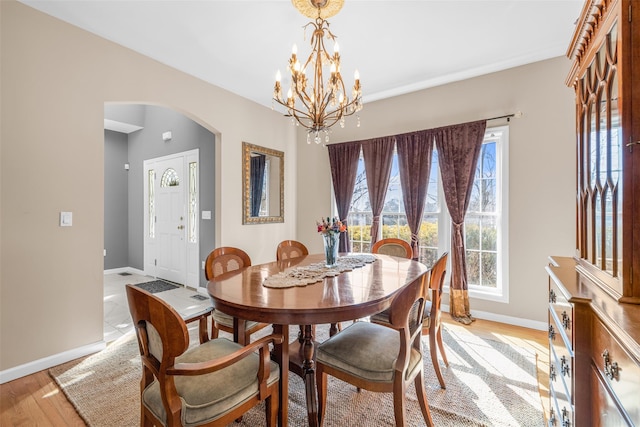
0, 317, 549, 426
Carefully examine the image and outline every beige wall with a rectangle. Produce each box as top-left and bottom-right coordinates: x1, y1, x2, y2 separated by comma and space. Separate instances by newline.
296, 56, 577, 325
0, 1, 297, 372
1, 0, 576, 377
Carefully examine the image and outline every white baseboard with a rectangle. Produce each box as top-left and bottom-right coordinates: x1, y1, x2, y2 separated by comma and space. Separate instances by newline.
103, 267, 146, 276
0, 341, 106, 384
441, 304, 547, 331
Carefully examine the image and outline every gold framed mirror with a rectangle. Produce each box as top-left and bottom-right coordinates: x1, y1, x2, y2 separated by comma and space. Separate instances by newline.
242, 142, 284, 224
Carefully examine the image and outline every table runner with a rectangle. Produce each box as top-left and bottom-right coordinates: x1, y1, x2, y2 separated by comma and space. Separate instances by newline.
262, 254, 377, 288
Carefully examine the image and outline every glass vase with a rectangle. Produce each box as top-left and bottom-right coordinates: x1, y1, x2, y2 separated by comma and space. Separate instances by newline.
323, 232, 340, 268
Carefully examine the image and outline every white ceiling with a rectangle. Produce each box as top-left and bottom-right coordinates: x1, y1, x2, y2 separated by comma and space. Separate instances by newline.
19, 0, 584, 108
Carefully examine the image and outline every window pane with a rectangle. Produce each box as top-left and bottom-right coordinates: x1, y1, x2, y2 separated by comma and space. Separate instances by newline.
467, 251, 480, 286
383, 154, 403, 214
148, 169, 155, 238
482, 216, 497, 251
349, 154, 371, 253
481, 252, 497, 287
468, 184, 480, 212
188, 162, 197, 243
160, 168, 179, 187
465, 217, 480, 250
419, 149, 440, 263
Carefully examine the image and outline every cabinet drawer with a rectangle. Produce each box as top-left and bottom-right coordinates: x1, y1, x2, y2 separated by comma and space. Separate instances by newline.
590, 364, 631, 427
549, 282, 574, 349
549, 343, 572, 403
549, 380, 574, 427
592, 317, 640, 426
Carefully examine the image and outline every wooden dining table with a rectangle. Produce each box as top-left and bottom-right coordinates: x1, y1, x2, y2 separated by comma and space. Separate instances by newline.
207, 253, 429, 427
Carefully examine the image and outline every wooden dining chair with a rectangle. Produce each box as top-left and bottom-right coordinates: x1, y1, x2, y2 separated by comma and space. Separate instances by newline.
276, 239, 309, 261
204, 246, 270, 345
370, 251, 450, 388
315, 274, 434, 427
125, 284, 281, 427
371, 237, 413, 259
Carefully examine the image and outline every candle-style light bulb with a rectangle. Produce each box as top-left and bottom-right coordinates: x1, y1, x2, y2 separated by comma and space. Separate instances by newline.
276, 70, 281, 83
292, 44, 298, 55
334, 41, 340, 54
354, 69, 360, 81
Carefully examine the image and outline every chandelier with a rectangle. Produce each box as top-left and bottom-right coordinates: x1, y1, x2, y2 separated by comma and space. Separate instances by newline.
273, 0, 363, 144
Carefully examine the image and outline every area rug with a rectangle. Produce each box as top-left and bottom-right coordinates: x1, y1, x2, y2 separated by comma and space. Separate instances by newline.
133, 280, 179, 294
50, 324, 544, 426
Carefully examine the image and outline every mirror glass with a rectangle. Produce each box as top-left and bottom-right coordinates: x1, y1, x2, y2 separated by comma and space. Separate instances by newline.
242, 142, 284, 224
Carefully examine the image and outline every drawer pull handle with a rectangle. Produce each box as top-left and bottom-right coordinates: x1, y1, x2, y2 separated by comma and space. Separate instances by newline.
561, 407, 571, 427
561, 311, 571, 330
560, 355, 571, 377
602, 349, 619, 380
548, 325, 556, 341
549, 289, 557, 304
549, 364, 557, 382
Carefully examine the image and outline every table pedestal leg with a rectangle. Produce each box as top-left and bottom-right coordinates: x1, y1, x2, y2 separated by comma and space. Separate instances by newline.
301, 324, 318, 427
272, 325, 289, 427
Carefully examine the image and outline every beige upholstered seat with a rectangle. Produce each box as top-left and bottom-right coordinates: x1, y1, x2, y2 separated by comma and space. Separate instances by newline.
371, 238, 413, 259
125, 284, 281, 427
370, 252, 450, 388
315, 275, 434, 427
204, 247, 270, 345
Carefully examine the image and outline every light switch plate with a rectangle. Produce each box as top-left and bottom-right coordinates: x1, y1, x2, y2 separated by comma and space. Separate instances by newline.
60, 211, 72, 226
202, 210, 212, 220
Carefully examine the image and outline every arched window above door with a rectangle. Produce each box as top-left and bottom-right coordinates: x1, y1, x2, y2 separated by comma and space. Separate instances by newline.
160, 168, 180, 187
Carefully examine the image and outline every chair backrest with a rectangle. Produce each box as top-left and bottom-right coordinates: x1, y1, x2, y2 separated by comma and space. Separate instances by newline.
427, 252, 449, 317
371, 238, 413, 259
126, 284, 189, 378
387, 273, 428, 341
276, 240, 309, 261
205, 247, 251, 281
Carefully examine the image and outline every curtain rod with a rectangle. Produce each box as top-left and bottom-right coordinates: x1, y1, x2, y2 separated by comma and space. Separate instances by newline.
329, 112, 523, 147
486, 112, 522, 122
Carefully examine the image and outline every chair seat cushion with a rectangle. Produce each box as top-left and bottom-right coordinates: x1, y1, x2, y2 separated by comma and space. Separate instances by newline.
316, 321, 423, 383
142, 337, 279, 427
213, 310, 261, 331
370, 301, 432, 329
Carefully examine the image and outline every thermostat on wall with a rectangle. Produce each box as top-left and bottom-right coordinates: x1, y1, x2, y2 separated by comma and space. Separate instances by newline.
60, 211, 72, 227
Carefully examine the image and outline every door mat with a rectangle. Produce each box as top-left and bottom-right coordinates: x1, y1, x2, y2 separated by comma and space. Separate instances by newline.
134, 280, 180, 294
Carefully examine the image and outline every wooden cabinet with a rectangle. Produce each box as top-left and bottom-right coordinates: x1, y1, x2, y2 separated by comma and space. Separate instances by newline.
547, 257, 640, 426
549, 2, 640, 424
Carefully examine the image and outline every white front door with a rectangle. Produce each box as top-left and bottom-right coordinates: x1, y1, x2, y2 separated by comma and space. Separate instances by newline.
144, 150, 199, 288
155, 156, 186, 283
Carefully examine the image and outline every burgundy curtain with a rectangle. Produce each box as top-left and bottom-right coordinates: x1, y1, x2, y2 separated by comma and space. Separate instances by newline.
327, 141, 362, 252
396, 130, 435, 259
362, 136, 395, 246
434, 120, 486, 325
